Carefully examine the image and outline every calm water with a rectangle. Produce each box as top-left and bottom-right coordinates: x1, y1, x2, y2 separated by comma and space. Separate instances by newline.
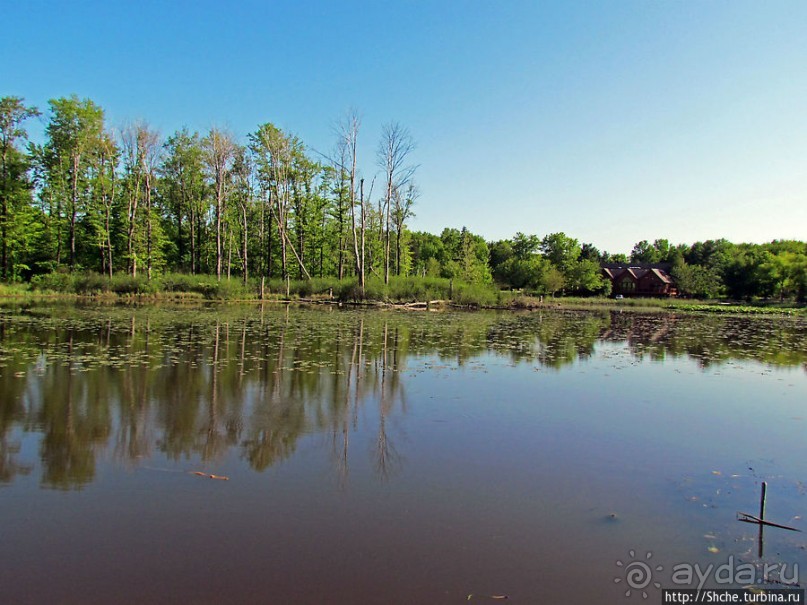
1, 303, 806, 604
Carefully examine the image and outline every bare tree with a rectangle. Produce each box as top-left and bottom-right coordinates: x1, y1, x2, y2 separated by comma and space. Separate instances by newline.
232, 145, 252, 284
142, 127, 162, 280
377, 122, 415, 284
120, 122, 160, 277
330, 150, 349, 280
120, 125, 141, 276
249, 123, 310, 281
93, 132, 117, 278
203, 128, 236, 281
335, 110, 365, 293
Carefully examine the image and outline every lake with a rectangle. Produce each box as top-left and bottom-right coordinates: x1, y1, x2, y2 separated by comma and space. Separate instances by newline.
1, 303, 806, 604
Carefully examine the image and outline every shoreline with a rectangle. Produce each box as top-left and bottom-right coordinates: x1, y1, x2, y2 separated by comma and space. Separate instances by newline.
1, 290, 804, 317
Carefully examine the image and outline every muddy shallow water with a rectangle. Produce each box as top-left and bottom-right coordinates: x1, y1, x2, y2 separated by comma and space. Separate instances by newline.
1, 303, 806, 604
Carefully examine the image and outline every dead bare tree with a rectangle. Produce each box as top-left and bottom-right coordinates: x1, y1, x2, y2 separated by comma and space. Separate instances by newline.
377, 122, 416, 284
232, 146, 253, 284
94, 132, 117, 278
203, 128, 236, 281
120, 122, 160, 278
335, 110, 365, 294
120, 122, 160, 277
142, 127, 161, 280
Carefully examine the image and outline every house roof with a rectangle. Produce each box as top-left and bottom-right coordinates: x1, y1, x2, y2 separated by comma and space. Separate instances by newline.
649, 268, 673, 284
601, 264, 674, 283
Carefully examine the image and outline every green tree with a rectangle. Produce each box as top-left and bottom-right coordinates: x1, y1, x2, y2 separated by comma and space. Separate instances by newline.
250, 123, 311, 281
671, 261, 723, 298
488, 239, 514, 285
541, 232, 581, 270
44, 96, 105, 269
722, 246, 776, 300
580, 242, 605, 263
0, 96, 40, 279
203, 128, 237, 281
88, 131, 118, 277
540, 264, 566, 296
409, 230, 444, 277
120, 121, 162, 277
565, 258, 609, 295
391, 182, 417, 276
161, 129, 208, 273
512, 232, 540, 260
440, 227, 491, 283
606, 252, 629, 264
685, 239, 733, 272
630, 239, 658, 263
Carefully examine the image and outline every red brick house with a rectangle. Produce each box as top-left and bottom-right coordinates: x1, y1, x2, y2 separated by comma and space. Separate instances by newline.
602, 264, 677, 297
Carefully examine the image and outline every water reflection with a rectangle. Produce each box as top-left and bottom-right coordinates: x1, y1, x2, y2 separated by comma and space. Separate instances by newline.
0, 304, 805, 488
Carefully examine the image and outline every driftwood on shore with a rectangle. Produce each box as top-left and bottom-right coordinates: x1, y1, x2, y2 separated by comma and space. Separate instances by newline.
288, 297, 450, 309
400, 300, 447, 308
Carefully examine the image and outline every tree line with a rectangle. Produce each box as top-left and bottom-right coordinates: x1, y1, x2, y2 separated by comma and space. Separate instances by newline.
486, 233, 806, 301
1, 94, 805, 301
0, 95, 422, 292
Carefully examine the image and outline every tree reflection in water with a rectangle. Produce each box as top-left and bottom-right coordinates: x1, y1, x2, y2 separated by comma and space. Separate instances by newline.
0, 304, 804, 487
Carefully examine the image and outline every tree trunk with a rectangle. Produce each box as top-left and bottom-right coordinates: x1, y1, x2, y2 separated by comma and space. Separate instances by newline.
216, 189, 222, 281
127, 172, 141, 277
359, 178, 366, 294
69, 153, 79, 269
396, 229, 402, 276
1, 144, 9, 279
145, 171, 153, 280
227, 224, 232, 280
241, 203, 248, 285
384, 177, 392, 284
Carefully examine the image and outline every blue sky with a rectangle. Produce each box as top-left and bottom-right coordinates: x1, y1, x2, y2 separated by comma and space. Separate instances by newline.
3, 0, 806, 254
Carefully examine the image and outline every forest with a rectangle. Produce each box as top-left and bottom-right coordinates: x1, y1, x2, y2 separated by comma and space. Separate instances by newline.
1, 95, 805, 302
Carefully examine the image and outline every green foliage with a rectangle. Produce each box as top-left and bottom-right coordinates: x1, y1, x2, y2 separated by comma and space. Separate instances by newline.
498, 292, 544, 309
541, 232, 581, 269
564, 259, 610, 295
672, 262, 724, 299
580, 242, 605, 263
109, 274, 157, 295
0, 96, 42, 281
438, 227, 492, 284
488, 239, 514, 284
451, 281, 498, 307
30, 271, 73, 293
384, 276, 450, 302
3, 93, 807, 310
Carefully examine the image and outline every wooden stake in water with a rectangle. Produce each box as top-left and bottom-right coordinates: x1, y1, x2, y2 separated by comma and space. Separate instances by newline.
760, 482, 767, 520
758, 481, 767, 558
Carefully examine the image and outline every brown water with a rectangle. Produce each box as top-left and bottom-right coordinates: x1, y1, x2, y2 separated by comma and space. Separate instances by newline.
1, 303, 806, 604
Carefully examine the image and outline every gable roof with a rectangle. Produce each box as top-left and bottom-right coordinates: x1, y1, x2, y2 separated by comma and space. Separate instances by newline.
601, 264, 674, 283
648, 268, 673, 284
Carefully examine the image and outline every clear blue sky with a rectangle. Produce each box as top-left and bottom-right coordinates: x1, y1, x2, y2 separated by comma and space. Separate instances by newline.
3, 0, 806, 254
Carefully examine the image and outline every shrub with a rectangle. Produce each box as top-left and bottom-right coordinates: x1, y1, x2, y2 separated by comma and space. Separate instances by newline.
110, 274, 156, 295
73, 273, 111, 294
31, 272, 73, 293
451, 281, 498, 307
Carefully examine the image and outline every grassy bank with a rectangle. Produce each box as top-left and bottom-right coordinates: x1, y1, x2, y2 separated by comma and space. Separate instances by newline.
1, 272, 804, 316
538, 295, 806, 316
20, 271, 499, 306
